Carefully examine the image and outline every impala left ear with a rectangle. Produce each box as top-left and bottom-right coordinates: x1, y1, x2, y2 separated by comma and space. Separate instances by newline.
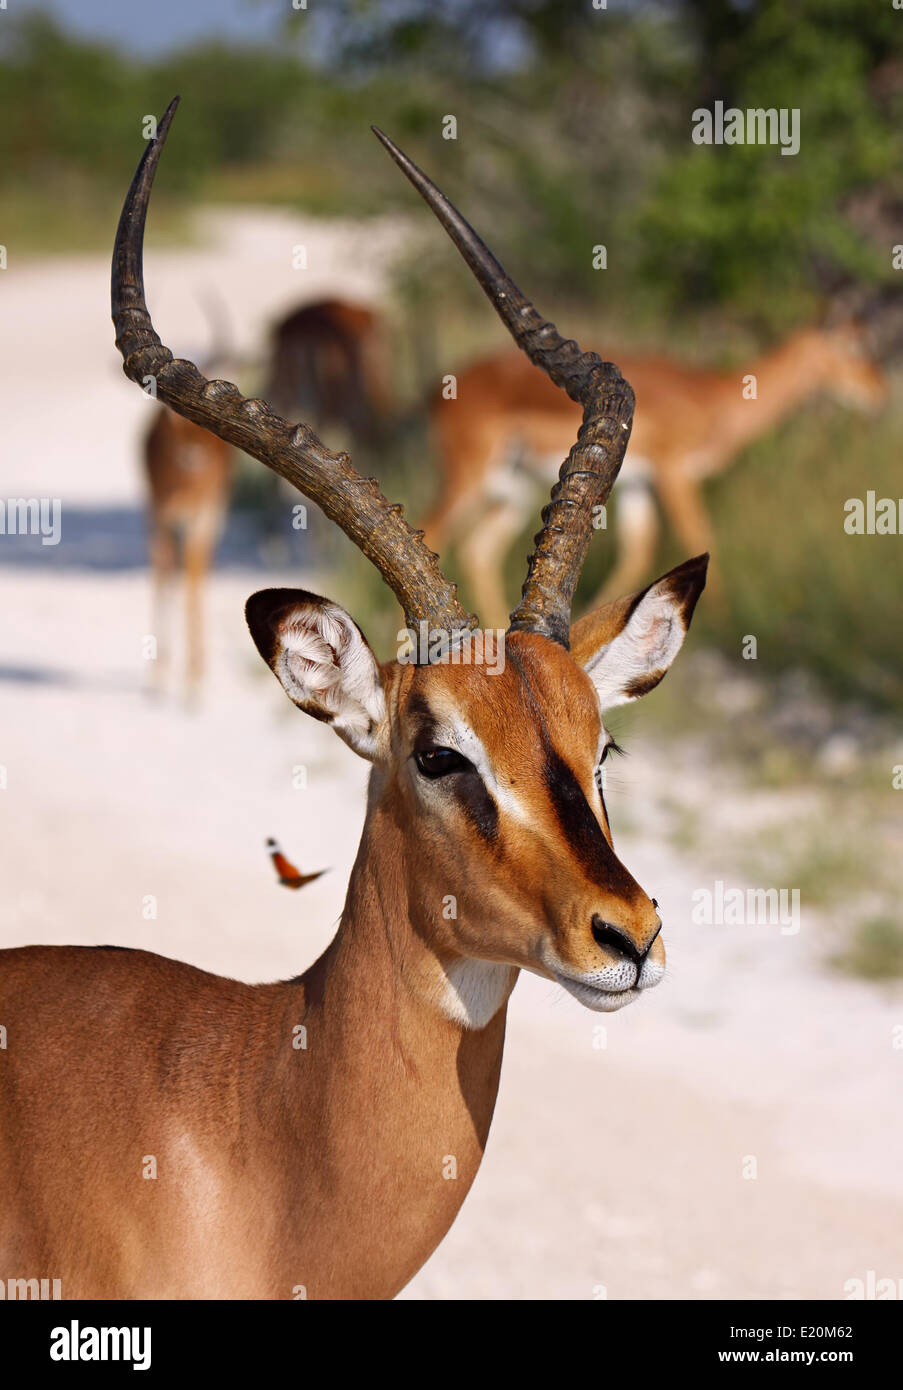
571, 554, 708, 712
245, 588, 388, 761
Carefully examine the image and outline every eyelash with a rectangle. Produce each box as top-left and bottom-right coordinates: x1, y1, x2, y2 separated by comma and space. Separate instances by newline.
595, 739, 624, 792
601, 738, 625, 763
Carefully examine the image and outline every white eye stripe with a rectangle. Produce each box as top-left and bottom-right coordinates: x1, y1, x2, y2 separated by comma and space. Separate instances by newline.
461, 727, 534, 824
418, 716, 534, 824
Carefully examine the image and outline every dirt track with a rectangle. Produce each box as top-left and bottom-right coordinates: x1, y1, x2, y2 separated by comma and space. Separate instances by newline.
2, 219, 901, 1299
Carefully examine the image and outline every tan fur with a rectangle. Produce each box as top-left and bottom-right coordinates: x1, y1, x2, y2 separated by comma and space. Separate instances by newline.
426, 324, 887, 624
265, 298, 392, 444
144, 405, 231, 696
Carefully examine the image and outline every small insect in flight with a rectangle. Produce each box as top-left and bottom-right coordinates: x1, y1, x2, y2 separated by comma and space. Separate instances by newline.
266, 838, 327, 891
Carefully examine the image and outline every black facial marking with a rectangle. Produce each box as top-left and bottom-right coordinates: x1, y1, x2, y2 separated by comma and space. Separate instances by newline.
407, 693, 437, 734
543, 748, 635, 895
407, 694, 498, 840
456, 776, 499, 842
544, 748, 605, 871
505, 645, 627, 885
408, 697, 446, 754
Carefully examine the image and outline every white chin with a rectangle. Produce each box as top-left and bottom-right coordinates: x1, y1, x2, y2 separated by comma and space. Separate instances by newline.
555, 976, 640, 1013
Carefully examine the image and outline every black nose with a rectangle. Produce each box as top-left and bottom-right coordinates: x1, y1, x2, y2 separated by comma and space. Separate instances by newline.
592, 914, 662, 965
591, 917, 646, 966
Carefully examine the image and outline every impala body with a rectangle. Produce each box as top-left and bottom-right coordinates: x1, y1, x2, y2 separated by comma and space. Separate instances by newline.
144, 404, 231, 696
425, 324, 886, 622
265, 297, 392, 449
0, 103, 706, 1299
260, 297, 394, 564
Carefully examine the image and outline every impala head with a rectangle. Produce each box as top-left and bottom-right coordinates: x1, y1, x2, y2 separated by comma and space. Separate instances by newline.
113, 99, 706, 1025
809, 321, 888, 412
246, 556, 704, 1018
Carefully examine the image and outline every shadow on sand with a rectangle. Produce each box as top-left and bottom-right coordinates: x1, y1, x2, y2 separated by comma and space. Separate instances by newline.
0, 505, 293, 573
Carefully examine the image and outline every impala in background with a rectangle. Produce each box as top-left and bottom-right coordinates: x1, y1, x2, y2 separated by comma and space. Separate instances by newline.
146, 297, 394, 696
259, 296, 395, 562
0, 102, 707, 1300
264, 297, 393, 451
142, 299, 238, 699
144, 404, 231, 699
424, 322, 887, 625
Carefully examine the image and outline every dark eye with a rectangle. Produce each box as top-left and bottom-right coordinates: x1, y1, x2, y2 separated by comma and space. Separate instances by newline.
414, 747, 472, 780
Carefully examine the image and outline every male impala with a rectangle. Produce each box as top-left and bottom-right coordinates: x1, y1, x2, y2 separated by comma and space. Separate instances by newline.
0, 102, 707, 1300
426, 324, 886, 623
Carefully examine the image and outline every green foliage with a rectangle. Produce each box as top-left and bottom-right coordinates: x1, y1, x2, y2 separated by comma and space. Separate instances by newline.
639, 0, 903, 327
4, 3, 900, 321
703, 399, 903, 709
0, 14, 310, 200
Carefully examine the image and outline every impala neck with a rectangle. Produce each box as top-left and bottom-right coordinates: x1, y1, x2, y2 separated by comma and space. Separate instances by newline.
278, 782, 512, 1298
722, 330, 834, 450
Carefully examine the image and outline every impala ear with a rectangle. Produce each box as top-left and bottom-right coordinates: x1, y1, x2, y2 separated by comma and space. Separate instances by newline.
570, 555, 708, 711
245, 589, 387, 761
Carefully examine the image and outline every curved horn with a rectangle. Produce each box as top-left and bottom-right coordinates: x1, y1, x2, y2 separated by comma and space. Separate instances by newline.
373, 127, 634, 649
112, 98, 476, 639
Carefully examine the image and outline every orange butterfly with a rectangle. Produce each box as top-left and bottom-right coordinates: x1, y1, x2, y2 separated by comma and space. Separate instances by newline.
266, 838, 327, 890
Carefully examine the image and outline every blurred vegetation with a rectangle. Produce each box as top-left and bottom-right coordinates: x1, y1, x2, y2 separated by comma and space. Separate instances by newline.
4, 4, 902, 313
834, 918, 903, 982
2, 3, 902, 707
619, 648, 903, 978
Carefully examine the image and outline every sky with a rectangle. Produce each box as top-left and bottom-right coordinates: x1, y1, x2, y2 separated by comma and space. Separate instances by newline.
13, 0, 284, 55
11, 0, 536, 71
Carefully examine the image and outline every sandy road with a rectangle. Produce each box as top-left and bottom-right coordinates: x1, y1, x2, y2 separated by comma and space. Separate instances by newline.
1, 221, 901, 1299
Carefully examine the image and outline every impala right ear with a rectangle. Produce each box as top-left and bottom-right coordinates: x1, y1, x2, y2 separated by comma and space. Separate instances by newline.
570, 554, 708, 711
245, 589, 387, 761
